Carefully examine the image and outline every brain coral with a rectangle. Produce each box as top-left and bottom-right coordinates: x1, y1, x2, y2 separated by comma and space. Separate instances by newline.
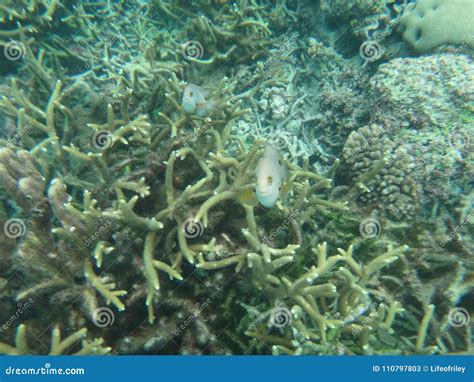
399, 0, 474, 53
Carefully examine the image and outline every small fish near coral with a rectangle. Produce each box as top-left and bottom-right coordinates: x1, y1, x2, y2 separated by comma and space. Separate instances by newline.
182, 83, 215, 117
255, 144, 289, 208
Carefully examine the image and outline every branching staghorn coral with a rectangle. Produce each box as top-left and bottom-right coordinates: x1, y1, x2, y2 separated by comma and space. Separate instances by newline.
154, 72, 249, 138
244, 241, 412, 354
1, 61, 351, 335
139, 124, 346, 323
0, 0, 60, 44
183, 3, 274, 65
0, 324, 110, 355
0, 77, 159, 325
4, 68, 453, 355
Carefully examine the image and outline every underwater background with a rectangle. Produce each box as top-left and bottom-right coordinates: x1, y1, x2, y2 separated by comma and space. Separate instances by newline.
0, 0, 472, 355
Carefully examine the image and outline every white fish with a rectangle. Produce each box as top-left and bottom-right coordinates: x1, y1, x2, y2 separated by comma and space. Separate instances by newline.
255, 144, 288, 208
182, 83, 214, 117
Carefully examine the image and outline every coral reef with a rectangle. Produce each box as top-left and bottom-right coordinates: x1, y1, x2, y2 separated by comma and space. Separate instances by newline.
0, 0, 472, 356
369, 54, 474, 130
367, 54, 473, 211
0, 324, 109, 355
0, 0, 60, 44
244, 242, 412, 355
399, 0, 474, 53
341, 124, 421, 221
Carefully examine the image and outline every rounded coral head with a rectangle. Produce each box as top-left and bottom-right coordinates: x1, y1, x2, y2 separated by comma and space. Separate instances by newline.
399, 0, 474, 53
